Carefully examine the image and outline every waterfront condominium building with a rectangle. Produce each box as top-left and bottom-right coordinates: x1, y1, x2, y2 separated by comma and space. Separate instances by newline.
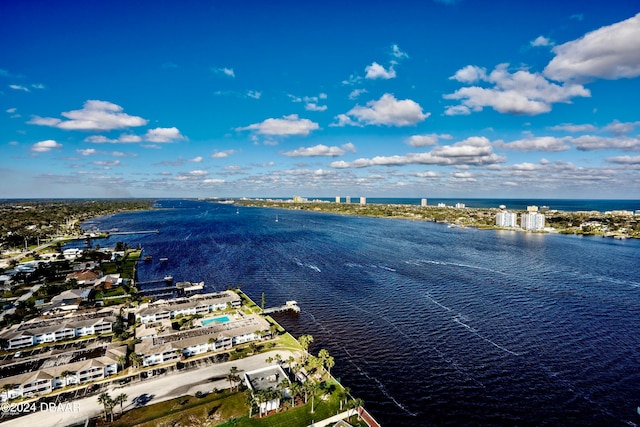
521, 212, 546, 230
421, 198, 427, 207
496, 211, 518, 227
360, 197, 366, 205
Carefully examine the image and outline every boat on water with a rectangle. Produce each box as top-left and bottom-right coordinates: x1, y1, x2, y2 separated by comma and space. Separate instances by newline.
159, 257, 168, 263
275, 214, 279, 223
143, 255, 153, 262
164, 275, 173, 282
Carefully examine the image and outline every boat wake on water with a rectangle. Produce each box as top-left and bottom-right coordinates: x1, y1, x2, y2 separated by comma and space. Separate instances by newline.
305, 311, 417, 416
452, 314, 522, 356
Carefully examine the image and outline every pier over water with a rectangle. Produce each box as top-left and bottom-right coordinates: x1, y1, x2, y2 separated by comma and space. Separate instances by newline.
263, 300, 300, 314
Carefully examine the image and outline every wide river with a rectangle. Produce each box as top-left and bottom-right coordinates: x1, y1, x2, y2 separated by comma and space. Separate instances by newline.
85, 200, 640, 426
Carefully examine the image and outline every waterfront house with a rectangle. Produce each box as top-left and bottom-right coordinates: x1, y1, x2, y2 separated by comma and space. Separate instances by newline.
244, 365, 291, 414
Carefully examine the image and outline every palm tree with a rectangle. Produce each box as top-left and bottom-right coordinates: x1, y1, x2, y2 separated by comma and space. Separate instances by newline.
114, 393, 128, 414
288, 381, 301, 407
97, 392, 113, 421
318, 348, 329, 365
128, 352, 142, 369
306, 381, 320, 413
60, 370, 73, 387
117, 354, 127, 371
245, 389, 256, 418
325, 356, 335, 377
352, 398, 365, 420
277, 378, 291, 408
269, 323, 278, 337
1, 383, 16, 401
227, 366, 241, 391
298, 334, 313, 363
339, 386, 350, 411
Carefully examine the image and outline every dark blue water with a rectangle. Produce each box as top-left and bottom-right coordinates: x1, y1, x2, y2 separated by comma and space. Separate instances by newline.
81, 200, 640, 426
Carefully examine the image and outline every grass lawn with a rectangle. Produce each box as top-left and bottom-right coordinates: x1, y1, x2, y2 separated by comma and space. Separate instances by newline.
111, 390, 246, 427
273, 333, 302, 352
109, 386, 346, 427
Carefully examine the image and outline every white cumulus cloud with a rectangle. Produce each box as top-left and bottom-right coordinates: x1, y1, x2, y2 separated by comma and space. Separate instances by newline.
237, 114, 319, 136
211, 150, 237, 158
496, 136, 571, 152
282, 143, 356, 157
330, 137, 505, 168
406, 133, 452, 147
212, 67, 235, 78
145, 127, 186, 143
28, 100, 148, 131
531, 36, 554, 47
31, 140, 62, 153
333, 93, 429, 127
444, 63, 590, 115
85, 134, 143, 144
570, 135, 640, 151
605, 155, 640, 165
392, 44, 409, 59
544, 13, 640, 82
365, 62, 396, 80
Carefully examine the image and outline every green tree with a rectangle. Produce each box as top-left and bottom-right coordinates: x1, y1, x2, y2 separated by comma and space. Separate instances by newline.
227, 366, 241, 391
114, 392, 128, 413
298, 334, 313, 363
245, 389, 257, 418
128, 352, 142, 369
97, 392, 113, 421
60, 370, 74, 386
305, 380, 320, 413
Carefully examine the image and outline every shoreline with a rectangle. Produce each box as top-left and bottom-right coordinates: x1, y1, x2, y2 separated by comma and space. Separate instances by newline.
233, 199, 640, 239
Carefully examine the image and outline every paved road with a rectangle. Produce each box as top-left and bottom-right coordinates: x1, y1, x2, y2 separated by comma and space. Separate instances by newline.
2, 349, 296, 427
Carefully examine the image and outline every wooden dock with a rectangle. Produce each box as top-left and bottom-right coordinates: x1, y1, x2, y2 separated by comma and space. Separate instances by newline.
263, 300, 300, 314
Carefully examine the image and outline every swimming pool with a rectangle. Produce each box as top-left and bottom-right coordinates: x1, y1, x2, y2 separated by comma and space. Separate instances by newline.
201, 316, 230, 326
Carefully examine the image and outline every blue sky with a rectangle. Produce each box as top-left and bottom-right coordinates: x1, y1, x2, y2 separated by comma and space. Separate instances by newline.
1, 0, 639, 199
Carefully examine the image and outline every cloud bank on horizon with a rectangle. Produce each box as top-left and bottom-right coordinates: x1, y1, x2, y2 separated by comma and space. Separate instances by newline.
1, 2, 639, 199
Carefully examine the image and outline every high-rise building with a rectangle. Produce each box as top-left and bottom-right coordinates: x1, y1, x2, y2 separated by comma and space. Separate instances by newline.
346, 196, 351, 204
455, 203, 465, 209
421, 198, 427, 207
360, 197, 366, 205
527, 205, 539, 212
521, 212, 545, 230
335, 196, 340, 203
496, 211, 518, 227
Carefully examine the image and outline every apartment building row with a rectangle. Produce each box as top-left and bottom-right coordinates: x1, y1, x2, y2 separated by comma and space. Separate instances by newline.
496, 211, 546, 230
135, 314, 270, 367
0, 343, 125, 402
0, 315, 116, 350
133, 290, 242, 324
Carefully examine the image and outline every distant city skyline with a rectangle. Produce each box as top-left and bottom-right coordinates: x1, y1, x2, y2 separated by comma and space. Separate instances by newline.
1, 1, 639, 199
